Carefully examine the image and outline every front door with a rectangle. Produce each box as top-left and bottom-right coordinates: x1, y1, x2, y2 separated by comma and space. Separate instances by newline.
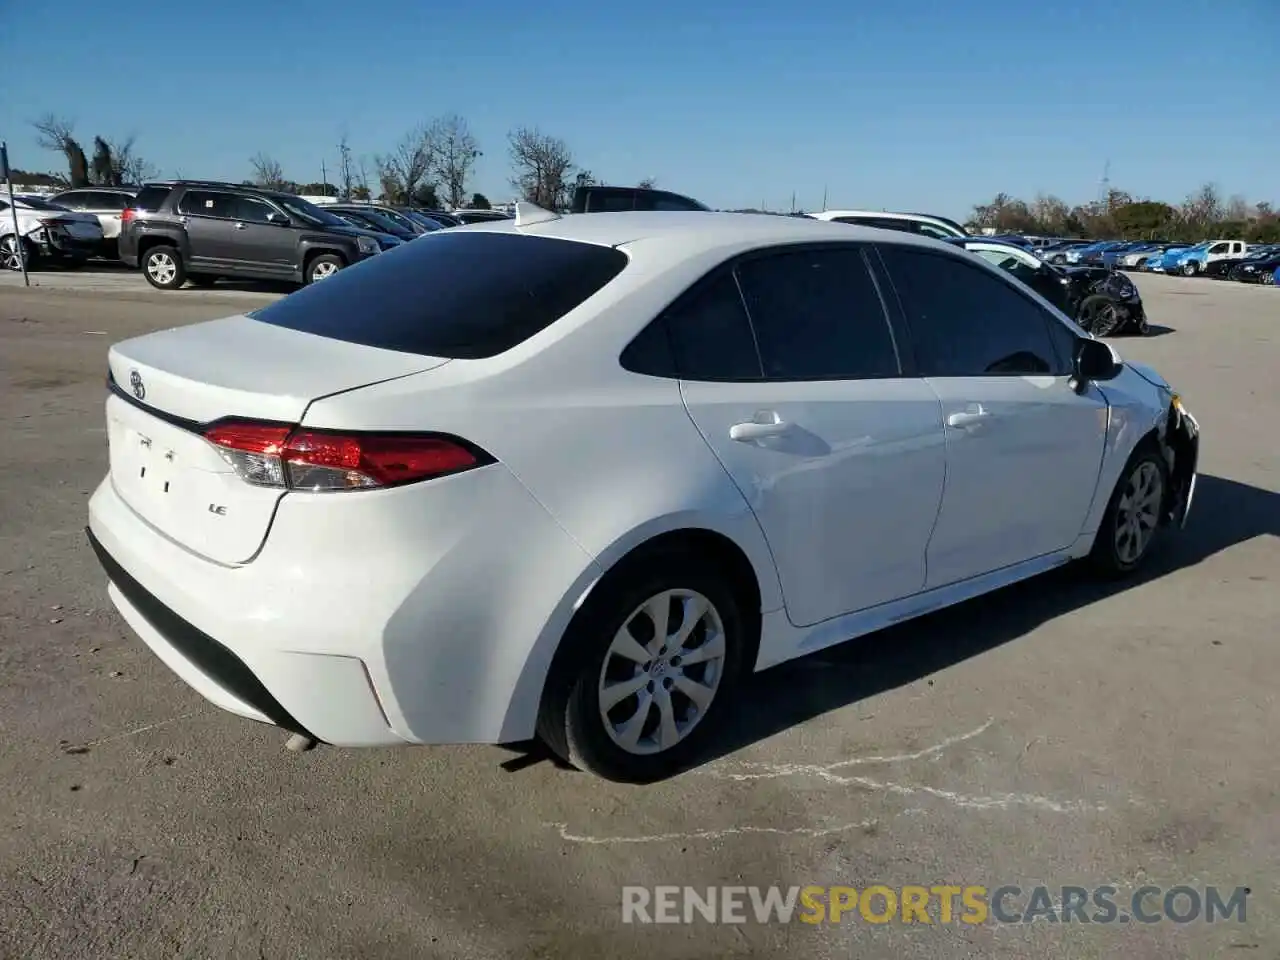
670, 246, 947, 628
225, 196, 297, 277
877, 245, 1108, 588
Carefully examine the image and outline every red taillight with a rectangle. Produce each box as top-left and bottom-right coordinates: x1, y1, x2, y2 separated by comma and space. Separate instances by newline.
120, 208, 136, 223
203, 420, 483, 491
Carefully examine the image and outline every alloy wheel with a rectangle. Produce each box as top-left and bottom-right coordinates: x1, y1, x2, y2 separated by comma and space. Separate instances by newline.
597, 589, 726, 755
147, 252, 177, 285
1114, 461, 1163, 565
1, 236, 23, 271
311, 261, 339, 281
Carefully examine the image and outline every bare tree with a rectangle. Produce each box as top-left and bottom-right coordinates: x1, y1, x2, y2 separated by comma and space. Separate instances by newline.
32, 113, 89, 187
1225, 194, 1250, 222
109, 138, 159, 185
430, 114, 481, 209
249, 151, 288, 190
1182, 183, 1223, 227
337, 131, 356, 200
637, 177, 657, 189
375, 124, 437, 204
508, 127, 575, 209
1030, 193, 1071, 234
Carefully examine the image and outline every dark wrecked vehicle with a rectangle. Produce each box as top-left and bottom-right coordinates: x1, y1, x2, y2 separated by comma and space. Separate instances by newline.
946, 237, 1149, 336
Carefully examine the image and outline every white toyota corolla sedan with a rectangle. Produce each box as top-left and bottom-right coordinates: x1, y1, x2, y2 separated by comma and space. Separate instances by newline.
87, 206, 1200, 782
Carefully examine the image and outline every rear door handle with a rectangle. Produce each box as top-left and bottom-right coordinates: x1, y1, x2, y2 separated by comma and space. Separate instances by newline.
946, 407, 991, 429
730, 419, 791, 442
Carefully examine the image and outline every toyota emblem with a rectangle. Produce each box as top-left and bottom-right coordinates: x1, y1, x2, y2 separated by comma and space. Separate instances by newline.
129, 369, 145, 400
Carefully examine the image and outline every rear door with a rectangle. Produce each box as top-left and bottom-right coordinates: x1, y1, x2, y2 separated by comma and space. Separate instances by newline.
877, 245, 1107, 588
675, 245, 946, 627
176, 189, 237, 269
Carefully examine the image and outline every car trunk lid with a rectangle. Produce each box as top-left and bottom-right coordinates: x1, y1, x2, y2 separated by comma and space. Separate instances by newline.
105, 315, 449, 564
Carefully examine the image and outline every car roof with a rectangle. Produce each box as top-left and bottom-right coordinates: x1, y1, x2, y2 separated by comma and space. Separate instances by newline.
461, 209, 953, 255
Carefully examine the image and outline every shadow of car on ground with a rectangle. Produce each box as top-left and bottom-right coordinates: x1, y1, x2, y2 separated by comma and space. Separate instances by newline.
500, 474, 1279, 777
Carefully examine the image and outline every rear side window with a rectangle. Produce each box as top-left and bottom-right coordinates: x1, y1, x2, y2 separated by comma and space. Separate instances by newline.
251, 232, 628, 359
133, 185, 173, 212
661, 271, 762, 380
734, 247, 900, 380
178, 190, 235, 217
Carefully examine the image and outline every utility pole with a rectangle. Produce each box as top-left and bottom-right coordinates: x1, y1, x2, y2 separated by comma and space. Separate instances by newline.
321, 160, 327, 194
822, 184, 828, 212
1098, 159, 1111, 208
1, 143, 30, 287
790, 190, 796, 214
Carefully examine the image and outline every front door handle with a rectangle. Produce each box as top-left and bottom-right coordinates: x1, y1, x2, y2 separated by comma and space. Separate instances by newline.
730, 419, 791, 442
232, 221, 248, 230
946, 407, 991, 429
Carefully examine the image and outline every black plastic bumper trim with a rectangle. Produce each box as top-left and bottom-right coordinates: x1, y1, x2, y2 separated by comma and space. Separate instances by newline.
85, 526, 316, 740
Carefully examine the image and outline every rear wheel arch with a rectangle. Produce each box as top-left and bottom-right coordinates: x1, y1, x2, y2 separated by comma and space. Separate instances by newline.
537, 528, 764, 704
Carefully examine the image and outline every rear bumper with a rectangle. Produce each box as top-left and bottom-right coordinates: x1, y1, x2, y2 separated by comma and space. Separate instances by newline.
86, 460, 599, 748
87, 527, 316, 738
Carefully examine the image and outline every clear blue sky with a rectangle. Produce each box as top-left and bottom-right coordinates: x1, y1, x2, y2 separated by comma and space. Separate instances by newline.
3, 0, 1276, 218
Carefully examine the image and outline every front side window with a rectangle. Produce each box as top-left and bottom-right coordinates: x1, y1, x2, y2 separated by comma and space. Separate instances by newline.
879, 246, 1061, 377
734, 246, 900, 380
232, 196, 278, 224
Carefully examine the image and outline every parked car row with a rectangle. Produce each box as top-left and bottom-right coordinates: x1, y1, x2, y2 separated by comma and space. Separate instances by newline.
0, 179, 516, 286
989, 234, 1280, 286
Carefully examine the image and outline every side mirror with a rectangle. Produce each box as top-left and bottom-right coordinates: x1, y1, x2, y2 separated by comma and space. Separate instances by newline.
1073, 338, 1121, 392
266, 211, 291, 226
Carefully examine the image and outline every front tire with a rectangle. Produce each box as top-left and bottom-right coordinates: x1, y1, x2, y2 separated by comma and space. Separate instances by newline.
1088, 446, 1169, 579
142, 246, 186, 290
306, 253, 344, 284
538, 553, 749, 782
1077, 295, 1124, 337
1, 235, 36, 271
1180, 261, 1198, 277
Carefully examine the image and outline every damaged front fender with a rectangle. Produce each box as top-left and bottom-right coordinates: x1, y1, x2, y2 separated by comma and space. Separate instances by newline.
1160, 396, 1200, 528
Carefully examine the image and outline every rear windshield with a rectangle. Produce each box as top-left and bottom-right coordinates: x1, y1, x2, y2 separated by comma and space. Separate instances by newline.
251, 231, 628, 359
134, 185, 173, 212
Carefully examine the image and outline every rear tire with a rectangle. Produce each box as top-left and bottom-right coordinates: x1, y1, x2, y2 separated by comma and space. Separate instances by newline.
537, 552, 750, 783
1180, 260, 1198, 277
305, 253, 344, 284
1087, 445, 1169, 579
142, 245, 186, 290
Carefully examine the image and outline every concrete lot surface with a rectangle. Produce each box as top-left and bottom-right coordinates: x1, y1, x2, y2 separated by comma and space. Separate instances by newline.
1, 271, 1277, 959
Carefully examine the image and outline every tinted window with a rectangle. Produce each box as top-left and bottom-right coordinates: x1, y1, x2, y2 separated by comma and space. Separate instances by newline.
51, 192, 88, 210
880, 247, 1060, 376
178, 190, 235, 217
592, 193, 637, 213
232, 196, 277, 223
133, 185, 173, 212
252, 232, 628, 359
916, 222, 957, 240
734, 247, 899, 380
661, 271, 761, 380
